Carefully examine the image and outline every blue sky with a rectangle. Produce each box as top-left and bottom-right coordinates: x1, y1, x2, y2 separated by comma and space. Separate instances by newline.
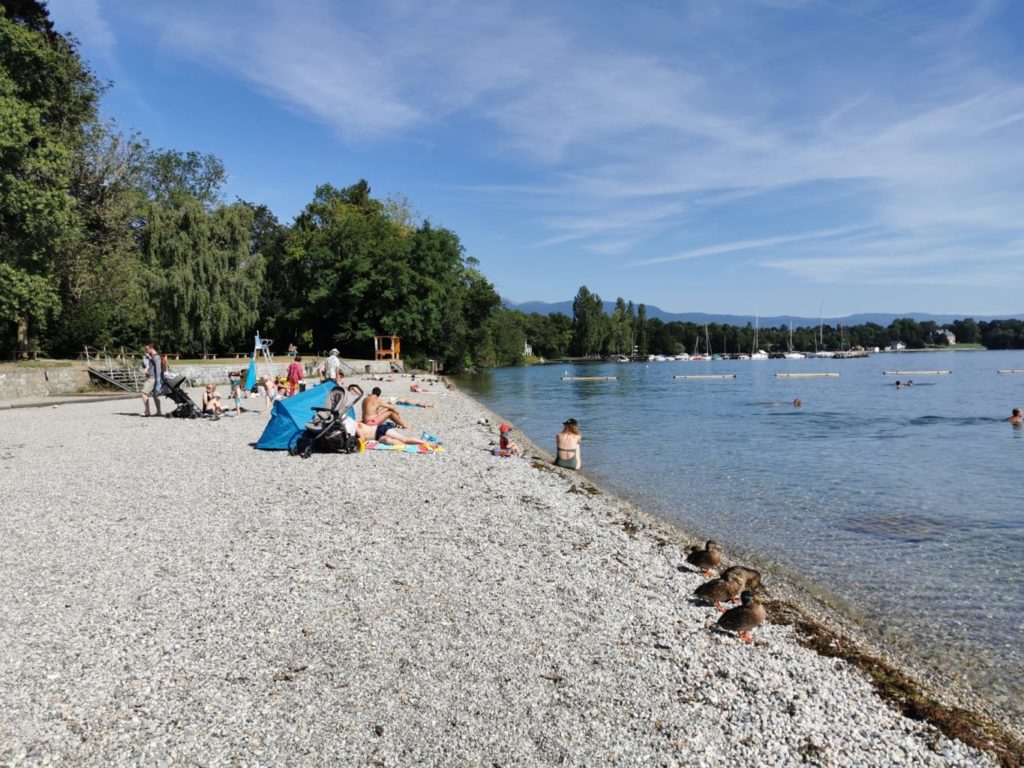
45, 0, 1024, 316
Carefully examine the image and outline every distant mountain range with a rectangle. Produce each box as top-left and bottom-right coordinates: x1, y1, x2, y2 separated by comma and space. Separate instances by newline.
503, 299, 1023, 327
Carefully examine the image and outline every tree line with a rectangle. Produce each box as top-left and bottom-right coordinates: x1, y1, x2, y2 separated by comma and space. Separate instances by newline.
498, 286, 1024, 360
0, 2, 502, 370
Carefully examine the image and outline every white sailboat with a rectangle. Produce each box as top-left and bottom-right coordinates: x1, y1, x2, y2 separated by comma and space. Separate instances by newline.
750, 313, 769, 360
691, 326, 711, 361
807, 304, 834, 358
783, 321, 806, 359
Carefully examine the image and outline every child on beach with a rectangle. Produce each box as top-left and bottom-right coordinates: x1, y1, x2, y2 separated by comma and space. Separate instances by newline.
286, 355, 305, 395
493, 424, 521, 457
261, 376, 274, 415
229, 372, 246, 416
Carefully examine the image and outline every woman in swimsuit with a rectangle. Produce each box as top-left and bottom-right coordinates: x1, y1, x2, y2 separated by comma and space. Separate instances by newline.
555, 418, 581, 470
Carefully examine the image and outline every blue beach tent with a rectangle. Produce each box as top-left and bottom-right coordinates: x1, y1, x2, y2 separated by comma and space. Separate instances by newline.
255, 381, 338, 450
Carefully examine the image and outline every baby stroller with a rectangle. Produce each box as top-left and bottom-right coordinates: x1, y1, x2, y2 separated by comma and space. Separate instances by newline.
162, 373, 202, 419
290, 384, 364, 458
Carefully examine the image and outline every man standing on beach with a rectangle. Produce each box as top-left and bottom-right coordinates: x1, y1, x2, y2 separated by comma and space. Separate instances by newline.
140, 345, 163, 417
323, 348, 343, 384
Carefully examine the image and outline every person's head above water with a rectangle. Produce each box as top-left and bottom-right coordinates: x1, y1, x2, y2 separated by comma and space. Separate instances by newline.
793, 398, 802, 408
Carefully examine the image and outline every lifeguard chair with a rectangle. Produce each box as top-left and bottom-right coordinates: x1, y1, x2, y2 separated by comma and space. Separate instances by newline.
374, 335, 401, 361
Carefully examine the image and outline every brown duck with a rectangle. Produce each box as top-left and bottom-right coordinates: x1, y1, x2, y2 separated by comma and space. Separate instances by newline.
693, 572, 744, 613
719, 565, 761, 591
716, 589, 767, 644
685, 540, 721, 577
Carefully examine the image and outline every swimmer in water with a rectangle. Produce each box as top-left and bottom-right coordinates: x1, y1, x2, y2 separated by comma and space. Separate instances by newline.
1008, 408, 1022, 425
895, 380, 903, 389
793, 398, 802, 408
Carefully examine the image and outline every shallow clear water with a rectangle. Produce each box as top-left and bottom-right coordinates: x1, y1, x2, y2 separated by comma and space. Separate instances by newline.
457, 351, 1024, 718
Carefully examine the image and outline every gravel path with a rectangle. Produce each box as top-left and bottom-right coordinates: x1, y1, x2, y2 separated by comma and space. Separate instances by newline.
0, 379, 997, 766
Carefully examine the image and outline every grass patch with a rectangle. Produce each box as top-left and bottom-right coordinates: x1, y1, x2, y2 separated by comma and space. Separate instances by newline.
767, 600, 1023, 767
0, 359, 77, 370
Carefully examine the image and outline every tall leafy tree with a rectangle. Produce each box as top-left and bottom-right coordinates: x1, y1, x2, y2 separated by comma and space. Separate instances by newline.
141, 199, 263, 353
140, 149, 226, 210
0, 1, 100, 354
571, 285, 605, 356
48, 122, 150, 354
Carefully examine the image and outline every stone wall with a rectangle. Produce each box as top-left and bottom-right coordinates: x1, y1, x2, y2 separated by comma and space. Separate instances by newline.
163, 358, 402, 386
0, 366, 92, 402
0, 357, 405, 401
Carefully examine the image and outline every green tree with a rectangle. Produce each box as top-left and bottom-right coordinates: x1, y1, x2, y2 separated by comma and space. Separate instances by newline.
141, 199, 264, 353
604, 296, 632, 355
0, 1, 100, 354
950, 318, 980, 345
636, 304, 648, 355
48, 122, 151, 354
281, 181, 500, 370
140, 149, 226, 209
571, 285, 605, 356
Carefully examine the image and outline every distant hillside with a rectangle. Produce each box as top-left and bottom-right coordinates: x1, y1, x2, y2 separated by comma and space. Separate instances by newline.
503, 299, 1023, 327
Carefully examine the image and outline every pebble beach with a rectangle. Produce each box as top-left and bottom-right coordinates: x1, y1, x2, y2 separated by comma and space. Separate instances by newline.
0, 377, 1012, 766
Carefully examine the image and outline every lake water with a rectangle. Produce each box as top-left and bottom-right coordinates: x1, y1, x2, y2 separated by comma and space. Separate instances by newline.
457, 351, 1024, 721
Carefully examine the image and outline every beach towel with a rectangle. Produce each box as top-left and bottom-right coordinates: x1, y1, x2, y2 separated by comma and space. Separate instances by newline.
362, 441, 443, 454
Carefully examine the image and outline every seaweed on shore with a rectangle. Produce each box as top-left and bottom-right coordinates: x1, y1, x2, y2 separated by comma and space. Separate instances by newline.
766, 600, 1023, 768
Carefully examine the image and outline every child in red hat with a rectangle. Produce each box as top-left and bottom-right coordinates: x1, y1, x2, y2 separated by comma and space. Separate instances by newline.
494, 423, 521, 457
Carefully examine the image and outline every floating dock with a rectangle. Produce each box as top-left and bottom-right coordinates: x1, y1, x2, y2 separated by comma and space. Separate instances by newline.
775, 372, 839, 378
997, 369, 1024, 374
673, 374, 736, 380
882, 370, 951, 376
561, 376, 617, 381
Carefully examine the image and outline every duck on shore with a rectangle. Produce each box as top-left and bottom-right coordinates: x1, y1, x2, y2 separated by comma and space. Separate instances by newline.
719, 565, 761, 591
685, 540, 721, 577
693, 572, 744, 613
716, 588, 767, 644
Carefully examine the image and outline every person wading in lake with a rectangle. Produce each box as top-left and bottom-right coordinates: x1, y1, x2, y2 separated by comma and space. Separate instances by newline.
1008, 408, 1022, 425
555, 418, 581, 470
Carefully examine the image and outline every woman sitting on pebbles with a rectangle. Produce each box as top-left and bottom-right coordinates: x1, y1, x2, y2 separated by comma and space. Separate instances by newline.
202, 384, 224, 420
555, 418, 581, 470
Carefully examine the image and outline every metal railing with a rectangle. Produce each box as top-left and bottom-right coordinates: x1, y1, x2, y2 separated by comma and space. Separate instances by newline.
83, 346, 144, 392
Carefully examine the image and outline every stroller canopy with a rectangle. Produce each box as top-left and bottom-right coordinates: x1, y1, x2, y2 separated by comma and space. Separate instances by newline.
255, 381, 340, 450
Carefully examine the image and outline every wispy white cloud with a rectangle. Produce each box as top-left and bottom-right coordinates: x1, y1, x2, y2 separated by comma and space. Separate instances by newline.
109, 0, 1024, 294
632, 226, 865, 267
47, 0, 117, 69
